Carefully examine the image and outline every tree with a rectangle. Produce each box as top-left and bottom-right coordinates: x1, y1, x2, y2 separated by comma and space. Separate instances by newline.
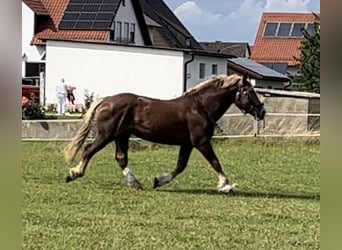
294, 13, 320, 93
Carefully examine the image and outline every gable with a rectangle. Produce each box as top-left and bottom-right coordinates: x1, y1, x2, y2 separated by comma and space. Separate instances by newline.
251, 12, 318, 66
24, 0, 202, 50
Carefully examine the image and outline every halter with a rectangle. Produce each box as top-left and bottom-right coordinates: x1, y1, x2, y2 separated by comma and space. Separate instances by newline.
235, 86, 264, 116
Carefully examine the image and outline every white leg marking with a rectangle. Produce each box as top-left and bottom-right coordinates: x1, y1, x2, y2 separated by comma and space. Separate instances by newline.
218, 174, 227, 188
69, 161, 83, 177
122, 167, 137, 183
217, 174, 238, 194
218, 183, 238, 193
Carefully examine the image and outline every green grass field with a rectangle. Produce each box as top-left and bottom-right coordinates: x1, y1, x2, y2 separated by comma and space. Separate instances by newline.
22, 138, 320, 249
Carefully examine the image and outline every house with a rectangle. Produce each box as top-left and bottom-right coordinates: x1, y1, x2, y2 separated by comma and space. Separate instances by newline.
199, 41, 251, 58
199, 41, 290, 89
22, 0, 232, 105
251, 12, 318, 85
227, 57, 290, 89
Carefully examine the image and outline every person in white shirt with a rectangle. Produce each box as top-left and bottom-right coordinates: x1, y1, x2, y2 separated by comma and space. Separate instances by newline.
55, 78, 68, 115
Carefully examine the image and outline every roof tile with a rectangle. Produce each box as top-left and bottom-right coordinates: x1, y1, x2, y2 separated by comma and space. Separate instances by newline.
251, 12, 318, 66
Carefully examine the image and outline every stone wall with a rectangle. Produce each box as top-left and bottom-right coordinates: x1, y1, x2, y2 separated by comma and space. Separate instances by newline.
22, 90, 320, 140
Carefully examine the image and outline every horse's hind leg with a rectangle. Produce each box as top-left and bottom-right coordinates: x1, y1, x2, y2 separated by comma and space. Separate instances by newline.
153, 145, 193, 189
66, 133, 113, 182
196, 141, 237, 194
115, 135, 143, 190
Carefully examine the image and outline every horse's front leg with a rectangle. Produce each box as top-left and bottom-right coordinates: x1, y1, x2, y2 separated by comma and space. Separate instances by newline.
196, 141, 237, 194
154, 145, 193, 189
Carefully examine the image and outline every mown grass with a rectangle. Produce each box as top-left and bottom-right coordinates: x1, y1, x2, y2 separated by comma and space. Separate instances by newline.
22, 138, 320, 249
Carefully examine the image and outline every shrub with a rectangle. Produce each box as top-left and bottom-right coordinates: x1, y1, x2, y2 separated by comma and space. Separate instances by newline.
22, 94, 46, 120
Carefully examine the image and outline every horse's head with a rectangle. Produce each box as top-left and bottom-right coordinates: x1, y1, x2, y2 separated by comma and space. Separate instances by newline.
234, 73, 266, 121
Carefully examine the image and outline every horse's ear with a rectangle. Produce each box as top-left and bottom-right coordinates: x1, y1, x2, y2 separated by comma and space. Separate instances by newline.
217, 78, 225, 87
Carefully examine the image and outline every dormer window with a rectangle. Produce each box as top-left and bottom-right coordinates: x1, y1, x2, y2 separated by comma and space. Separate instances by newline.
112, 21, 136, 44
130, 23, 135, 43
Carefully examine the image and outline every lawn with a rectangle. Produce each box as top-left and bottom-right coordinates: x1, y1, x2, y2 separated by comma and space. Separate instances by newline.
22, 138, 320, 249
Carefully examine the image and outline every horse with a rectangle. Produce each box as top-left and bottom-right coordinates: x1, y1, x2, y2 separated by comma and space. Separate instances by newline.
64, 73, 266, 194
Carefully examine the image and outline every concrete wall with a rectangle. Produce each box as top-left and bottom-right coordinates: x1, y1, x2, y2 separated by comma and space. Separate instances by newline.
217, 90, 320, 136
22, 92, 320, 140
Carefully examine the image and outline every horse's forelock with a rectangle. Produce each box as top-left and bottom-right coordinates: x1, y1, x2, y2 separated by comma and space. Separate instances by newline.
184, 74, 245, 96
220, 74, 242, 88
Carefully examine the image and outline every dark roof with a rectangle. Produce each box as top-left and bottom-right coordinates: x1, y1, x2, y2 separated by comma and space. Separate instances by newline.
139, 0, 202, 49
199, 41, 250, 58
228, 57, 290, 82
260, 62, 288, 75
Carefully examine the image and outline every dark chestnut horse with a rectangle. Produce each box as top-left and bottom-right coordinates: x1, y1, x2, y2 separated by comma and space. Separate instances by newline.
64, 74, 265, 194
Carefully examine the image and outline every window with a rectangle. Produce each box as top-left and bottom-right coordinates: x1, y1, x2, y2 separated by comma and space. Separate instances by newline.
109, 22, 115, 41
116, 21, 122, 41
306, 23, 315, 36
199, 63, 206, 79
212, 64, 218, 75
130, 23, 135, 43
123, 22, 129, 42
276, 23, 291, 37
290, 23, 305, 37
264, 23, 278, 37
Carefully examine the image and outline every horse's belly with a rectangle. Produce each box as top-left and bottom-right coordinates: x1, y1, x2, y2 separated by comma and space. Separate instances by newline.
132, 125, 189, 145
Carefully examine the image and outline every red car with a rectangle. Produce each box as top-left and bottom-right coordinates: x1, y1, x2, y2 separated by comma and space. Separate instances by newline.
22, 77, 40, 102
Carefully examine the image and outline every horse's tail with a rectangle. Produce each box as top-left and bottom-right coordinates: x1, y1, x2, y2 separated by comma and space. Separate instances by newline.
64, 98, 105, 163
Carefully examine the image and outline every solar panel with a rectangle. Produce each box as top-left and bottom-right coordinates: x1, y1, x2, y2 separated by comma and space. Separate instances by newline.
96, 13, 113, 21
70, 0, 84, 3
59, 21, 77, 29
92, 21, 111, 29
59, 0, 120, 30
83, 4, 101, 12
276, 23, 291, 37
264, 23, 278, 37
84, 0, 102, 3
291, 23, 305, 37
62, 13, 80, 21
75, 21, 93, 29
79, 13, 97, 21
99, 4, 117, 12
66, 4, 84, 12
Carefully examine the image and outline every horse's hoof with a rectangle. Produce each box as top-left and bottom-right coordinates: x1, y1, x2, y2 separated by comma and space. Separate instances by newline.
218, 183, 238, 195
129, 181, 144, 190
66, 175, 72, 183
153, 177, 159, 189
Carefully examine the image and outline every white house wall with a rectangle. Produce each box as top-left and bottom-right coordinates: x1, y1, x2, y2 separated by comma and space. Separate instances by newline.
186, 55, 227, 89
22, 2, 45, 76
45, 40, 184, 104
113, 0, 144, 45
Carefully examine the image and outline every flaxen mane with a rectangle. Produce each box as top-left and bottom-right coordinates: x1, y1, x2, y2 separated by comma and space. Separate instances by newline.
184, 74, 242, 96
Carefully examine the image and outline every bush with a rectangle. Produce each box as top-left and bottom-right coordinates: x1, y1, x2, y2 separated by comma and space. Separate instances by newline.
22, 95, 46, 120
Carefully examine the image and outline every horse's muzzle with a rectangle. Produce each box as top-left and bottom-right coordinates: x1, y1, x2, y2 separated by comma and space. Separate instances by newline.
253, 106, 266, 121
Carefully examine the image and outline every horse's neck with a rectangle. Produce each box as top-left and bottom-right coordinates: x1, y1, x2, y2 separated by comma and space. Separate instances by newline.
197, 89, 236, 122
